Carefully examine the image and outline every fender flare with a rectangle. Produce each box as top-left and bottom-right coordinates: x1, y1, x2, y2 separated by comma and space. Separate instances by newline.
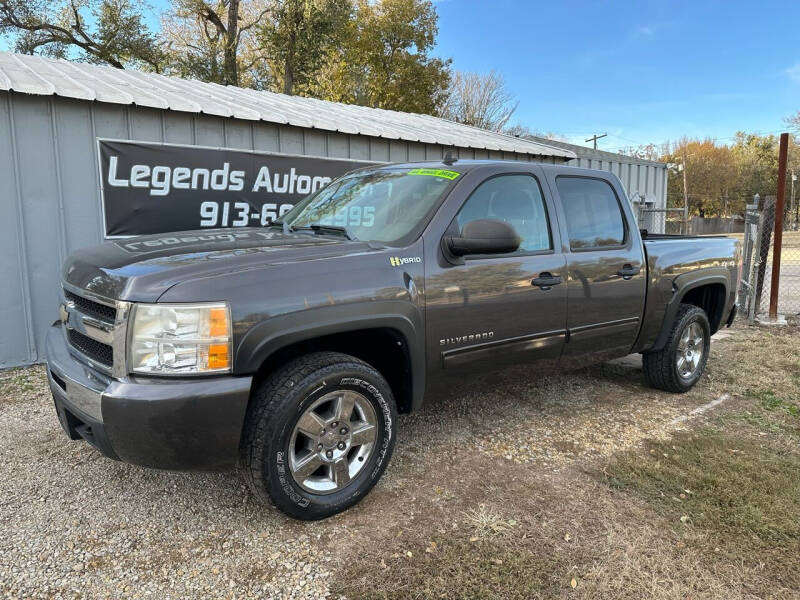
234, 301, 426, 412
650, 269, 730, 352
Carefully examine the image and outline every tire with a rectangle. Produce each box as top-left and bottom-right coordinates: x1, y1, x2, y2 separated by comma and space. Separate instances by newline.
240, 352, 397, 520
642, 304, 711, 393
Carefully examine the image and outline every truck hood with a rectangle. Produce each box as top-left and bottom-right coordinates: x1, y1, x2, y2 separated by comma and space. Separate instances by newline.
62, 228, 379, 302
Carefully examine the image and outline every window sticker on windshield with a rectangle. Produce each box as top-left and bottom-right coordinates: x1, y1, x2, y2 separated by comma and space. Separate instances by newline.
407, 168, 460, 180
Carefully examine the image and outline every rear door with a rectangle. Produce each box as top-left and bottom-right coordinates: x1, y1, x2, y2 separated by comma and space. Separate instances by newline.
545, 172, 646, 365
424, 166, 568, 381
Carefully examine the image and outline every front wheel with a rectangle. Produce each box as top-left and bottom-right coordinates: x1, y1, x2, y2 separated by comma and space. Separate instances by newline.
240, 352, 397, 520
642, 304, 711, 393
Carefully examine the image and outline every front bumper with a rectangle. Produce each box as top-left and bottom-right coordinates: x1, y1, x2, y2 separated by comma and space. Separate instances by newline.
45, 323, 253, 470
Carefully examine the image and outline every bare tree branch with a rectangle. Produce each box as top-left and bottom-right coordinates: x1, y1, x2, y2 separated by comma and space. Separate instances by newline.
440, 70, 517, 132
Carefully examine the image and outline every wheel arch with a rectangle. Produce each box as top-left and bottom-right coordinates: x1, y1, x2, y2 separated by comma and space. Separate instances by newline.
235, 304, 425, 414
650, 270, 729, 352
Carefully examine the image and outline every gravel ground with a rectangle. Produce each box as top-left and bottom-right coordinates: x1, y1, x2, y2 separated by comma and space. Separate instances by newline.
0, 330, 741, 599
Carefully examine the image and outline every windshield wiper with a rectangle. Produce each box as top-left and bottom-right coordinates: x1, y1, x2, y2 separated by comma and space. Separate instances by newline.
291, 224, 356, 240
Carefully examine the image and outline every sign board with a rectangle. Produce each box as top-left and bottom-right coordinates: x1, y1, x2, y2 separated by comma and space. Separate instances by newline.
98, 139, 375, 237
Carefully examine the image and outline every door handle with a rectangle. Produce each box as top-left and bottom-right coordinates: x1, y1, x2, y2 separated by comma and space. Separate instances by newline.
532, 272, 563, 290
617, 264, 641, 280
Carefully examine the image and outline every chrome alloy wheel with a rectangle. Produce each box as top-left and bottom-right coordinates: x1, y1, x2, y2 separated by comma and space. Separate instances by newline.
289, 390, 377, 494
676, 321, 705, 379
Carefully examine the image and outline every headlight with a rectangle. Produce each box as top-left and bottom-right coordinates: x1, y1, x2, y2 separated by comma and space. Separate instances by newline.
128, 303, 232, 375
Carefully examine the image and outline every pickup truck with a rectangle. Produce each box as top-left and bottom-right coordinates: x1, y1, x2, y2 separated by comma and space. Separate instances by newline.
46, 160, 741, 520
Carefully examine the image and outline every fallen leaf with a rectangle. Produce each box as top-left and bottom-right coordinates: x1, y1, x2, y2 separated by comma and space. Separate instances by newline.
469, 536, 478, 543
571, 578, 578, 589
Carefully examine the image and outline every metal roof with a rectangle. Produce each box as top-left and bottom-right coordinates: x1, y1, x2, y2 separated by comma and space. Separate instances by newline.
523, 134, 664, 167
0, 52, 575, 159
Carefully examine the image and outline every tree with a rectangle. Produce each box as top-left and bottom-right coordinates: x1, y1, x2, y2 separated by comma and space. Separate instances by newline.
0, 0, 163, 69
619, 143, 664, 162
257, 0, 351, 96
729, 132, 800, 219
320, 0, 451, 114
784, 111, 800, 134
161, 0, 270, 87
440, 70, 517, 132
661, 138, 736, 216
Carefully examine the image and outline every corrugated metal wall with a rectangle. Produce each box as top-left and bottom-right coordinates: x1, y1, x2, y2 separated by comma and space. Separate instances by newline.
1, 91, 567, 368
567, 155, 667, 208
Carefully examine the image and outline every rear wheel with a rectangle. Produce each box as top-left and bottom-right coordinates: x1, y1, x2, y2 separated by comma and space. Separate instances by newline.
240, 352, 397, 520
642, 304, 710, 393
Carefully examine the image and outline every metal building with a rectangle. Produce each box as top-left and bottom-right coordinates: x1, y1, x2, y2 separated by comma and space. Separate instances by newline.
526, 135, 669, 230
0, 51, 575, 369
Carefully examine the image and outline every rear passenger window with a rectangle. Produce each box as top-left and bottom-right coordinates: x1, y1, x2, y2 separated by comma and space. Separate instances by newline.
455, 174, 551, 254
556, 177, 626, 250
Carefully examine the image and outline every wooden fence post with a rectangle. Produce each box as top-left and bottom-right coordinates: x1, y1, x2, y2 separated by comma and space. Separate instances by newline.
769, 132, 789, 320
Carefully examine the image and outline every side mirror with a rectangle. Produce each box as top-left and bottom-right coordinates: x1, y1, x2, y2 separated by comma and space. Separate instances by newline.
444, 219, 521, 257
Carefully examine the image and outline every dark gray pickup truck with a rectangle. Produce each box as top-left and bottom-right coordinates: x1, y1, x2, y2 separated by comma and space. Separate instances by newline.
46, 160, 740, 519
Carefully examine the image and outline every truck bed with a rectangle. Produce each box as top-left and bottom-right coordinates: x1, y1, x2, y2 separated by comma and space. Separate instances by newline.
634, 233, 740, 353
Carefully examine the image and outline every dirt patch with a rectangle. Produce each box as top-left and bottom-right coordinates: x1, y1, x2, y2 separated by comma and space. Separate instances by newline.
0, 364, 47, 405
331, 325, 800, 599
604, 385, 800, 597
3, 324, 800, 599
331, 453, 758, 600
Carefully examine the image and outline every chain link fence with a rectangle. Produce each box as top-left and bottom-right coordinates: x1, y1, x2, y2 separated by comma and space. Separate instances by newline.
738, 197, 800, 320
636, 207, 685, 234
635, 199, 799, 319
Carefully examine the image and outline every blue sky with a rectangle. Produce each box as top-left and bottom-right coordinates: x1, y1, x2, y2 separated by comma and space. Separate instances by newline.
433, 0, 800, 150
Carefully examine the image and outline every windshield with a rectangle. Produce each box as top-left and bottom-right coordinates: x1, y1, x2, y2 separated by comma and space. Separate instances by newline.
279, 167, 460, 244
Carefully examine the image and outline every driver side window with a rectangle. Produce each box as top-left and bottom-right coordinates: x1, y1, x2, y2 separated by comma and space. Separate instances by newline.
455, 174, 552, 254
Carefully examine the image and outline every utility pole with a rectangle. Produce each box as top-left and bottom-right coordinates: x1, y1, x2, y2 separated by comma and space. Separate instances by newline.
682, 148, 689, 234
585, 133, 607, 150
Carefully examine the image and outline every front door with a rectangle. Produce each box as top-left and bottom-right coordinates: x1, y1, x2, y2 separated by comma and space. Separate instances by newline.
425, 171, 568, 380
549, 174, 646, 365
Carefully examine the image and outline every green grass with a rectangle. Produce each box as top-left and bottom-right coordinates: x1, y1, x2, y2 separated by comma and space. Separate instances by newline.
717, 390, 800, 441
0, 370, 39, 401
604, 389, 800, 590
606, 429, 800, 544
758, 390, 800, 417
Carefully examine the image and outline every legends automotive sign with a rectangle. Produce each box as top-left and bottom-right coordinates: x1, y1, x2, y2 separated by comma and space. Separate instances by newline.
98, 139, 375, 237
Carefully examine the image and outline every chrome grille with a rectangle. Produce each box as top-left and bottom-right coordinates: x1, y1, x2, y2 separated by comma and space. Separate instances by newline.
67, 329, 113, 367
64, 289, 116, 322
61, 285, 125, 374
